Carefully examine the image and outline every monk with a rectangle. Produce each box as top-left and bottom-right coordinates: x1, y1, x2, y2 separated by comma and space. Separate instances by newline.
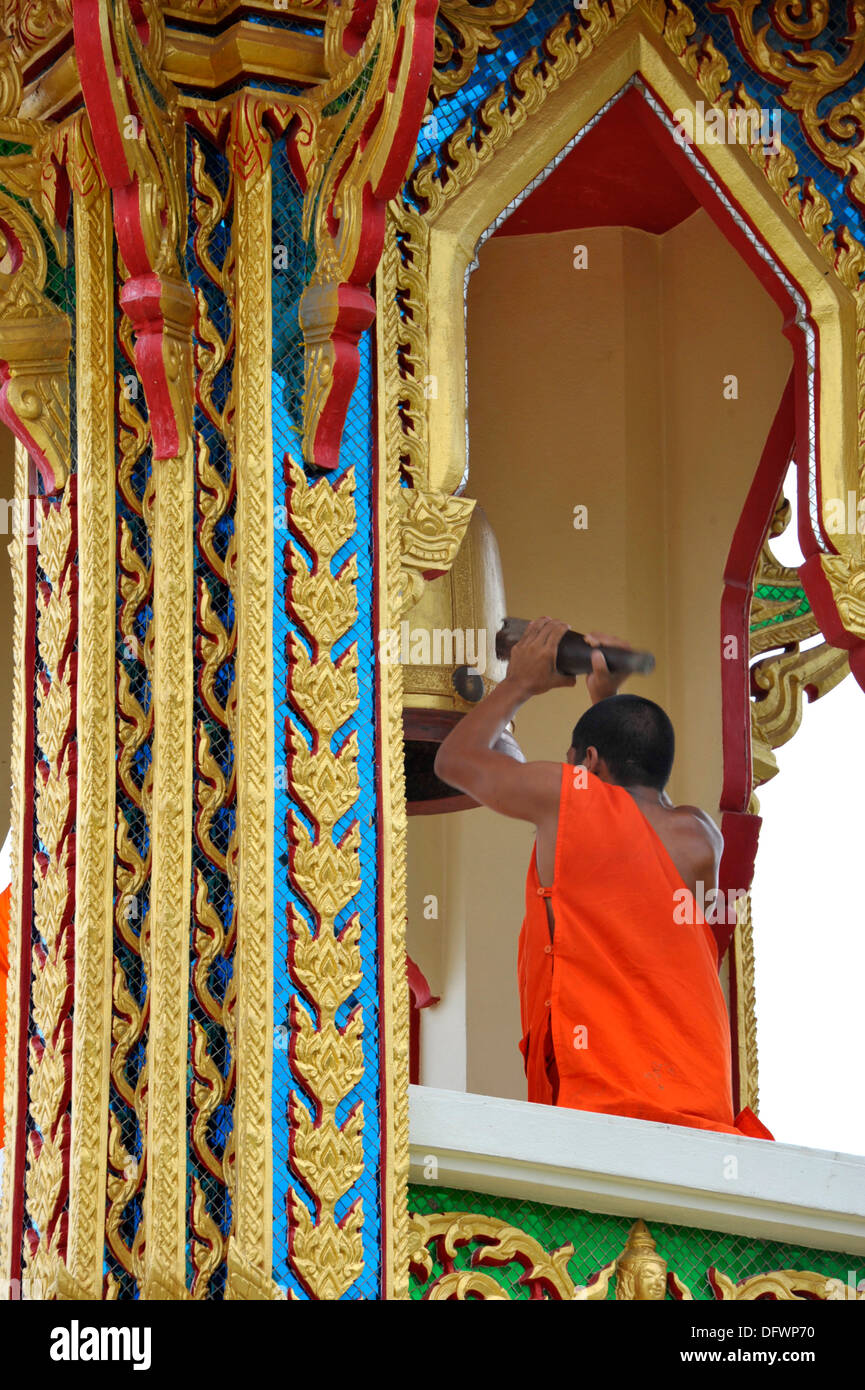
434, 616, 772, 1140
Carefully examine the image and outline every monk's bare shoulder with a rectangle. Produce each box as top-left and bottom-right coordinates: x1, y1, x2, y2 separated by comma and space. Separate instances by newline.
672, 804, 723, 861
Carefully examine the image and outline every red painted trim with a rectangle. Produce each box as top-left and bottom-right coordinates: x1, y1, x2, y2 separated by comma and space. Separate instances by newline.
72, 0, 132, 187
75, 0, 194, 462
720, 372, 796, 817
307, 285, 377, 473
406, 955, 439, 1011
289, 0, 437, 470
8, 461, 39, 1295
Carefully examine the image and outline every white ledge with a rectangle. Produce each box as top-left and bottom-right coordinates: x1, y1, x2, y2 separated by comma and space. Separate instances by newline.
409, 1086, 865, 1256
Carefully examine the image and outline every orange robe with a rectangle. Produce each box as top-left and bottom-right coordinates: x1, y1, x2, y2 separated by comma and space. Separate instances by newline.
0, 883, 8, 1148
517, 766, 772, 1139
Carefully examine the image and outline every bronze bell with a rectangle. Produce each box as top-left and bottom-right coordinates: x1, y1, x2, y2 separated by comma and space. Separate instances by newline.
402, 504, 514, 812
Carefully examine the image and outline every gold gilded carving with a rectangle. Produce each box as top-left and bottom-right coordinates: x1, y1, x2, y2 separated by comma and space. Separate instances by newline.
23, 485, 76, 1300
751, 497, 850, 785
614, 1219, 668, 1301
733, 891, 759, 1115
188, 130, 237, 1300
409, 1211, 577, 1299
379, 198, 429, 488
375, 315, 410, 1292
64, 113, 117, 1300
818, 553, 865, 639
398, 489, 476, 615
378, 201, 476, 616
142, 432, 195, 1302
81, 0, 195, 462
288, 0, 435, 468
225, 1239, 286, 1301
1, 1, 72, 67
410, 1212, 855, 1301
411, 8, 607, 219
0, 440, 30, 1286
712, 1, 865, 213
108, 375, 153, 1295
0, 179, 70, 493
432, 1, 535, 100
223, 93, 276, 1300
283, 457, 364, 1300
0, 35, 22, 119
709, 1267, 862, 1301
751, 639, 849, 756
75, 1, 198, 1305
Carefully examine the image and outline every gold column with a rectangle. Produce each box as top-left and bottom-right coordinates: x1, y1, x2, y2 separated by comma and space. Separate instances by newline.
65, 116, 116, 1300
376, 256, 411, 1299
0, 439, 30, 1290
141, 434, 195, 1300
225, 96, 277, 1300
139, 357, 196, 1296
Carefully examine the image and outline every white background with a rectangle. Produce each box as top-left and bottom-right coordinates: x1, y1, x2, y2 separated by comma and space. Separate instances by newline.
750, 466, 865, 1157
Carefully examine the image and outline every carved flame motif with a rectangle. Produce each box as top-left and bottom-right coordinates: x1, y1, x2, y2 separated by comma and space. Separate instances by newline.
23, 487, 77, 1299
432, 0, 536, 100
713, 0, 865, 214
283, 456, 365, 1299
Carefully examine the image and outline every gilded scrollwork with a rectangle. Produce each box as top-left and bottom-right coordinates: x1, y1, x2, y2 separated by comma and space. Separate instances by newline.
713, 1, 865, 214
1, 1, 72, 68
410, 1212, 856, 1301
187, 129, 237, 1301
431, 1, 536, 100
107, 376, 153, 1296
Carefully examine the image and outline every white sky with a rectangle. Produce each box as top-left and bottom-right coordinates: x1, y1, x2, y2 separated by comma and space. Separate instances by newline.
750, 465, 865, 1157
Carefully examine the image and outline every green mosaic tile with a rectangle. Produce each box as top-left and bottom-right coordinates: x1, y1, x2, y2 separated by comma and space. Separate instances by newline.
408, 1184, 859, 1300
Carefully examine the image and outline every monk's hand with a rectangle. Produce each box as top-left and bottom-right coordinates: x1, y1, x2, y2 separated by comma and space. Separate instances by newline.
505, 617, 576, 697
585, 631, 632, 704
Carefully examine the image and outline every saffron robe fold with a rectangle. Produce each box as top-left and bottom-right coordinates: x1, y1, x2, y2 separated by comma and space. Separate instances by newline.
517, 766, 772, 1139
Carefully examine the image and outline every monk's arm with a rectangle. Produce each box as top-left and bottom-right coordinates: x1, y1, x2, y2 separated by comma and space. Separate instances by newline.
434, 676, 559, 822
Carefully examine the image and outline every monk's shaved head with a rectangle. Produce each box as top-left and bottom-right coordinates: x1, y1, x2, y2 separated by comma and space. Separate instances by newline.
570, 694, 674, 791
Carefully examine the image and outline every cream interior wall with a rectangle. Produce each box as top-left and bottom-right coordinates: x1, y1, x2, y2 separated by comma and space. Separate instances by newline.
407, 210, 792, 1101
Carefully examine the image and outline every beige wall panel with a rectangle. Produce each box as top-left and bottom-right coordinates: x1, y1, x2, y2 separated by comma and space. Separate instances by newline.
409, 215, 791, 1103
